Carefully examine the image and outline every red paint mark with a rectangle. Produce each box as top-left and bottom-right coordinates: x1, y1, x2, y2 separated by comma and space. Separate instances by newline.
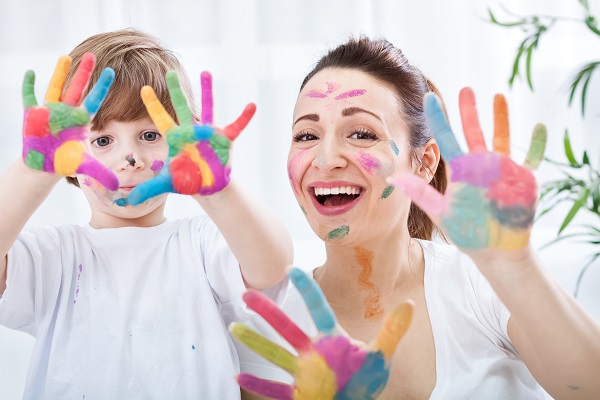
354, 247, 384, 320
171, 154, 201, 194
24, 108, 50, 138
487, 158, 536, 207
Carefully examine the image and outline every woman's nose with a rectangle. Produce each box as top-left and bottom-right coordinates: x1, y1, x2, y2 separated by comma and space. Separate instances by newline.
311, 137, 347, 171
117, 152, 146, 171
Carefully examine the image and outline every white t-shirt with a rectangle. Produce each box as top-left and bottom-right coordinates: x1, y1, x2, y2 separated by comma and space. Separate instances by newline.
0, 216, 285, 400
243, 240, 546, 399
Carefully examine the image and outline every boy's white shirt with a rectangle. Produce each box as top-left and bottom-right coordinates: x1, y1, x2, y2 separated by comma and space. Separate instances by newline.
0, 215, 286, 399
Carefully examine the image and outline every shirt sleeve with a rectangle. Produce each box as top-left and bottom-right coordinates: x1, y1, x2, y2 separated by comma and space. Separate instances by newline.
0, 226, 62, 337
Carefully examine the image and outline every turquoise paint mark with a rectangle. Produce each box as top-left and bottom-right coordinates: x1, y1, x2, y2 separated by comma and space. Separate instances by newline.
290, 268, 336, 335
192, 345, 196, 350
113, 198, 129, 207
389, 140, 399, 156
381, 185, 395, 199
327, 225, 349, 239
337, 351, 389, 399
442, 185, 489, 249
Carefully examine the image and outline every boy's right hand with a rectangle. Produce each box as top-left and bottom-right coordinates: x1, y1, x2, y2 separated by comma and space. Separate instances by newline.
22, 53, 118, 190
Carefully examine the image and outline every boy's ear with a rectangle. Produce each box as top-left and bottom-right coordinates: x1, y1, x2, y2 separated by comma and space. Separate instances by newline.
416, 138, 440, 183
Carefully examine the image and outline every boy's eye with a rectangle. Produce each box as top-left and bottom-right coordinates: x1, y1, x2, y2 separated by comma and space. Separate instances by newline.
349, 128, 378, 141
93, 136, 112, 147
142, 131, 160, 141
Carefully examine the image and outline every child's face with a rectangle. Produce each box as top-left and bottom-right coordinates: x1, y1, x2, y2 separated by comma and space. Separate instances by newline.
77, 117, 169, 225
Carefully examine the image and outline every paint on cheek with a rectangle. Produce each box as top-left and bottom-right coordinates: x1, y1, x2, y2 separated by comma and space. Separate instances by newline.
334, 89, 366, 100
151, 160, 164, 173
389, 140, 399, 156
113, 198, 129, 207
300, 205, 307, 215
381, 185, 395, 199
74, 264, 82, 304
288, 151, 308, 195
356, 152, 381, 174
354, 247, 384, 320
327, 225, 349, 240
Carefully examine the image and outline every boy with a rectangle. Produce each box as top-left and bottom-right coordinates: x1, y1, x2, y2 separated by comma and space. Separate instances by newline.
0, 29, 292, 399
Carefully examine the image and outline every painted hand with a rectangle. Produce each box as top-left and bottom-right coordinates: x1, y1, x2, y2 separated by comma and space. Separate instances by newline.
127, 71, 256, 205
230, 268, 413, 400
389, 88, 547, 251
22, 53, 118, 190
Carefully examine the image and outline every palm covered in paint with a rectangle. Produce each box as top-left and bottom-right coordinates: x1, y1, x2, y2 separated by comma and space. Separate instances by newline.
230, 268, 413, 400
127, 71, 256, 205
22, 53, 118, 190
390, 88, 547, 251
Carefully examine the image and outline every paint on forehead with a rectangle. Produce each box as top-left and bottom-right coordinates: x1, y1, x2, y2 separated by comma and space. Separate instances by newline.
327, 225, 350, 240
389, 140, 400, 156
305, 82, 341, 98
151, 160, 164, 173
334, 89, 366, 100
356, 152, 381, 174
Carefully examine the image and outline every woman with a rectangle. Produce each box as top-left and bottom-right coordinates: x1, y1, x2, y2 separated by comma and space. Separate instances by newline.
236, 37, 600, 399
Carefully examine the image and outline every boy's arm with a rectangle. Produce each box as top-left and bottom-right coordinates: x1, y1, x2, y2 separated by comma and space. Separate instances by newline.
0, 160, 61, 292
194, 181, 292, 290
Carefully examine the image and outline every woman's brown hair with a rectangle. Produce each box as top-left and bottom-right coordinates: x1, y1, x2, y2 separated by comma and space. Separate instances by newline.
300, 36, 448, 240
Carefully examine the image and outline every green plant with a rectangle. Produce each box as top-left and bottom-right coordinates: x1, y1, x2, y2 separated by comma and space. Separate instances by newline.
488, 0, 600, 297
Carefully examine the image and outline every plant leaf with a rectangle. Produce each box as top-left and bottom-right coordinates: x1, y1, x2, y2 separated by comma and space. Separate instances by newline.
563, 130, 580, 167
509, 38, 528, 87
526, 40, 535, 90
558, 188, 590, 234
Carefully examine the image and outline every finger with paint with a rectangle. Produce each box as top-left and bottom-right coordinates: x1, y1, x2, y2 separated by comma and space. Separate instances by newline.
388, 88, 547, 251
128, 71, 256, 205
22, 53, 118, 190
230, 267, 414, 399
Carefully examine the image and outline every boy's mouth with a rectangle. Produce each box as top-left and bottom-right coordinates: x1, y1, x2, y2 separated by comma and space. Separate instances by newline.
119, 186, 136, 192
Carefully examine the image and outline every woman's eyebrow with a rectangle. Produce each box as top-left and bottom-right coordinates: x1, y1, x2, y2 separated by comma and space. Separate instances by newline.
293, 113, 319, 126
342, 107, 381, 121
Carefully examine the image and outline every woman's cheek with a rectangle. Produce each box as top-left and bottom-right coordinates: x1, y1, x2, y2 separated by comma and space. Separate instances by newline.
288, 150, 311, 196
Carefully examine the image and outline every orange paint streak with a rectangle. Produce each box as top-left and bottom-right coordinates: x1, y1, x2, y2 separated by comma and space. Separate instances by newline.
354, 247, 384, 320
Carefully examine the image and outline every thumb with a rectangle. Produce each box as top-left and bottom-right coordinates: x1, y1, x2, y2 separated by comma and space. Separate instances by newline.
368, 300, 414, 360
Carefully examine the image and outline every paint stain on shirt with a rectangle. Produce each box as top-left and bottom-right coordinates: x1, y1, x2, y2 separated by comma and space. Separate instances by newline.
74, 264, 82, 304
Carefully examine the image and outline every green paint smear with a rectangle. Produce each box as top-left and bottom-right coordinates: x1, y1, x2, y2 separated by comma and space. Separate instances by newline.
26, 150, 45, 170
22, 70, 37, 108
210, 134, 231, 165
167, 126, 196, 157
389, 140, 399, 156
47, 103, 89, 135
300, 206, 307, 215
381, 185, 395, 199
327, 225, 349, 240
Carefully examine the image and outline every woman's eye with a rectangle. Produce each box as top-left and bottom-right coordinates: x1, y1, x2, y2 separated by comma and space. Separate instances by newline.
92, 136, 112, 147
293, 132, 318, 142
142, 131, 160, 141
349, 129, 378, 141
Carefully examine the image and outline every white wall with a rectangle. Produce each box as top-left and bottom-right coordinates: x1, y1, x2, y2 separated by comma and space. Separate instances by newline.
1, 0, 599, 398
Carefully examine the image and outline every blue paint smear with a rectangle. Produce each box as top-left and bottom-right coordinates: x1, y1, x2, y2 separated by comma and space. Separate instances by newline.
336, 351, 389, 400
290, 267, 336, 334
192, 345, 196, 350
113, 198, 129, 207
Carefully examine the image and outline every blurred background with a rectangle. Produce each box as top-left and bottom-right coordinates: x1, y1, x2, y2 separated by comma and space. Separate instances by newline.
1, 0, 599, 398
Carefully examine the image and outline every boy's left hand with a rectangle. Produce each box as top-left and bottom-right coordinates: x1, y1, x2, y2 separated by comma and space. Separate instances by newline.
388, 88, 547, 252
128, 71, 255, 205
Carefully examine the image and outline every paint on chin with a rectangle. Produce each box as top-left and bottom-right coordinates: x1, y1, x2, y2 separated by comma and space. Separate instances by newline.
354, 247, 384, 320
113, 198, 129, 207
151, 160, 165, 174
356, 152, 381, 175
327, 225, 349, 240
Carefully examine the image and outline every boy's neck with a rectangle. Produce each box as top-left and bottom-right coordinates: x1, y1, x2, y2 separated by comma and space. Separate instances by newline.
89, 203, 167, 229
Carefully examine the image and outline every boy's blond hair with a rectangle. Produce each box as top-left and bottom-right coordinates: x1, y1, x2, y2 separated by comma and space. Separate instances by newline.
64, 28, 197, 187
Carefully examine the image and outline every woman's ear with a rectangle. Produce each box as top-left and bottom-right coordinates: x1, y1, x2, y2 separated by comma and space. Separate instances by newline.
416, 138, 440, 183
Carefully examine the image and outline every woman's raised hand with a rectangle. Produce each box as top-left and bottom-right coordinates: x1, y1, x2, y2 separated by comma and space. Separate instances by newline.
128, 71, 255, 205
22, 53, 118, 189
230, 268, 413, 400
389, 88, 547, 252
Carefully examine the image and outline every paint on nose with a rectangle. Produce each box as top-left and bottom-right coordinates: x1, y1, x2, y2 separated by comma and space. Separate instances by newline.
125, 153, 136, 167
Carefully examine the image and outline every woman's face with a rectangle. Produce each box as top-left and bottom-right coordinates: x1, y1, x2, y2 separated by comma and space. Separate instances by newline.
288, 68, 417, 244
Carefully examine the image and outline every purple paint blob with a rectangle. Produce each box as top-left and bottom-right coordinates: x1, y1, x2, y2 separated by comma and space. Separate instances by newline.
313, 336, 368, 391
196, 142, 230, 195
334, 89, 366, 100
74, 264, 83, 304
151, 160, 165, 173
326, 82, 340, 94
306, 90, 327, 98
305, 82, 341, 98
23, 126, 87, 172
356, 152, 380, 174
450, 153, 500, 188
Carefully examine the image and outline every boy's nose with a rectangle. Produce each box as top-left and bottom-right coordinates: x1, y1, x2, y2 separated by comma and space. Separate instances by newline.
118, 152, 145, 171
